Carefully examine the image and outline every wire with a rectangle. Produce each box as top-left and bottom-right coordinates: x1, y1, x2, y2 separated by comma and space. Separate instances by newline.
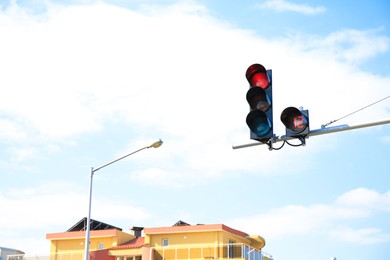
270, 141, 286, 150
322, 95, 390, 128
269, 139, 304, 150
286, 140, 303, 147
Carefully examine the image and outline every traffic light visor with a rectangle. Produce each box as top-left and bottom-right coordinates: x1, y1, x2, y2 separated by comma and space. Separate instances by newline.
246, 110, 272, 137
280, 107, 308, 134
246, 87, 271, 111
246, 64, 269, 89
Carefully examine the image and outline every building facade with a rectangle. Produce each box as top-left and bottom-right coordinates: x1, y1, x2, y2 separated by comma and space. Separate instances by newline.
0, 247, 24, 260
46, 220, 273, 260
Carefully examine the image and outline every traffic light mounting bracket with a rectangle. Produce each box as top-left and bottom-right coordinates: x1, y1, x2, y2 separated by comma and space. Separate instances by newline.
233, 118, 390, 150
264, 133, 306, 151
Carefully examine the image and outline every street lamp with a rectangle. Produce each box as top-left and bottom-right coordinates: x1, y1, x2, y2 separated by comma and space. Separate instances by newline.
84, 139, 163, 260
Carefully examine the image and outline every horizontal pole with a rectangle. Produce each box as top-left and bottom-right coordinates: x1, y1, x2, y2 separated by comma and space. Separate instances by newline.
232, 118, 390, 149
93, 146, 149, 173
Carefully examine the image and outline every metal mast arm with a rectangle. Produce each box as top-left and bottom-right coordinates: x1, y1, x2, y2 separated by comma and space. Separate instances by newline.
232, 119, 390, 149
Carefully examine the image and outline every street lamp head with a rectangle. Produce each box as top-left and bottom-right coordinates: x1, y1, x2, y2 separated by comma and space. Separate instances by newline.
150, 139, 163, 148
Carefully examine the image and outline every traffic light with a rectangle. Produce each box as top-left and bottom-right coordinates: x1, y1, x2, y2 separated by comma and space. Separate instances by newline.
245, 64, 273, 143
280, 107, 309, 137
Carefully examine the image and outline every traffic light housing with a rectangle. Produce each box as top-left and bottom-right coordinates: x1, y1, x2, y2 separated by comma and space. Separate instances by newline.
280, 107, 309, 137
245, 64, 273, 143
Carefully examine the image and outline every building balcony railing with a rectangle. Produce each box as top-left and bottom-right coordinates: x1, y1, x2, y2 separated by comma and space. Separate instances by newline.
150, 243, 273, 260
10, 243, 272, 260
7, 252, 83, 260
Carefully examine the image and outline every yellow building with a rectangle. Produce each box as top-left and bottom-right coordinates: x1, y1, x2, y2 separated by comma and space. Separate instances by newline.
46, 219, 273, 260
46, 218, 135, 260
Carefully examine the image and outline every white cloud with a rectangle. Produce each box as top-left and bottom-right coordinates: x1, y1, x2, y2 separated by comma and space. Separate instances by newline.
6, 146, 40, 161
131, 167, 188, 189
227, 188, 390, 244
0, 182, 151, 254
0, 1, 388, 187
0, 2, 388, 148
0, 1, 389, 256
256, 0, 326, 15
336, 187, 390, 212
227, 204, 367, 240
0, 119, 29, 142
330, 226, 390, 244
298, 28, 390, 64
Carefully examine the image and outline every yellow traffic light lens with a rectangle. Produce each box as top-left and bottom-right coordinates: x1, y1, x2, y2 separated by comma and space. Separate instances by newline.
246, 87, 271, 112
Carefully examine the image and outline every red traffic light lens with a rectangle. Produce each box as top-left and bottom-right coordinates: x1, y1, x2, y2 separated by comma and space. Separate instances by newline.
246, 64, 269, 89
280, 107, 308, 134
246, 87, 271, 112
246, 110, 272, 137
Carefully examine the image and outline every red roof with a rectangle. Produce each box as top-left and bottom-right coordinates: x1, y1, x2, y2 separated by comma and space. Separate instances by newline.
144, 224, 249, 238
110, 237, 145, 250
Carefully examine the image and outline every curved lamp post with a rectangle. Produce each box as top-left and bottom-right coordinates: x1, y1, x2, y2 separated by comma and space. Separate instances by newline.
84, 139, 163, 260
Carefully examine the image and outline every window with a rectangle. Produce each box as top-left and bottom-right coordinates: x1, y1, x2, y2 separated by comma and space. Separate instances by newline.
228, 240, 235, 258
98, 242, 104, 250
162, 238, 169, 247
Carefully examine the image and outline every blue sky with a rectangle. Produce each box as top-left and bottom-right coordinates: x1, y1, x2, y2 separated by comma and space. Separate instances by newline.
0, 0, 389, 259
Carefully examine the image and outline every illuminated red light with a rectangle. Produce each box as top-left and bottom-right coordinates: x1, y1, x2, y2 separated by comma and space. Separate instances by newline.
246, 64, 270, 89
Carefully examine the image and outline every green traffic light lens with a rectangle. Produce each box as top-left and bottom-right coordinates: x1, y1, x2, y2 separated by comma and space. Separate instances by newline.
246, 110, 272, 137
